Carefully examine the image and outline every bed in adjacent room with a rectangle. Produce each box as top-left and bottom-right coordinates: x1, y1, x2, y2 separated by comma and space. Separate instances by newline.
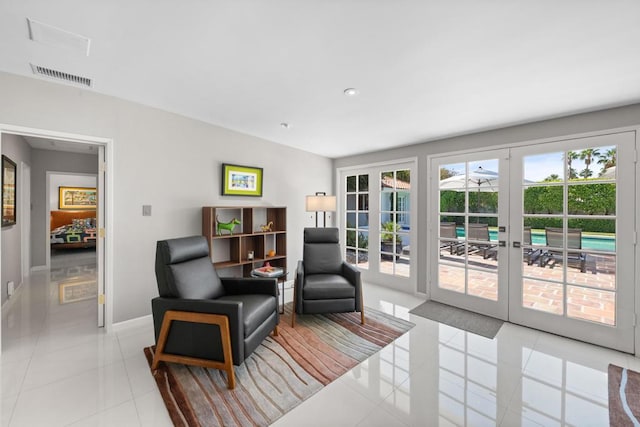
50, 210, 97, 250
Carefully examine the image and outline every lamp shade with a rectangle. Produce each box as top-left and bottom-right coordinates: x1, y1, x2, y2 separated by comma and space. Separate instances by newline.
305, 195, 336, 212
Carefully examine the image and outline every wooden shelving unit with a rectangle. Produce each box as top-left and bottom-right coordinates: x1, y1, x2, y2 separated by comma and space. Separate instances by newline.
202, 206, 287, 276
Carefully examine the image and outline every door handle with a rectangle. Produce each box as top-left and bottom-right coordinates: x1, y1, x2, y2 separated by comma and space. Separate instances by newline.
513, 241, 521, 248
499, 241, 506, 247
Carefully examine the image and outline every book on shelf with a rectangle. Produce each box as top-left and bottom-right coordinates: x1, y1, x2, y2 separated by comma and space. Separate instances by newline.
252, 266, 284, 277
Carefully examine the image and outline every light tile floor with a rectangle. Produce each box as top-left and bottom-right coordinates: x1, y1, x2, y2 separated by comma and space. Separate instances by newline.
2, 253, 637, 426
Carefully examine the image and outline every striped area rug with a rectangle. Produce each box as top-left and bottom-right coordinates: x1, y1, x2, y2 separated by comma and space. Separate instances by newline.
144, 304, 414, 427
608, 364, 640, 426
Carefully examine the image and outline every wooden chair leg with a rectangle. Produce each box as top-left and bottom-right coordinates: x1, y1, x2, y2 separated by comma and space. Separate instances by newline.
273, 325, 279, 336
291, 279, 297, 328
361, 308, 365, 325
151, 310, 236, 389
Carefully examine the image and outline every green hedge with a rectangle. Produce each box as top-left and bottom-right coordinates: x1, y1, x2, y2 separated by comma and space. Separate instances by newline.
440, 182, 615, 233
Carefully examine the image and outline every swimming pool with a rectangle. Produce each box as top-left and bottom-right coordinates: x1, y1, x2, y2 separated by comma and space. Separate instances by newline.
455, 229, 615, 252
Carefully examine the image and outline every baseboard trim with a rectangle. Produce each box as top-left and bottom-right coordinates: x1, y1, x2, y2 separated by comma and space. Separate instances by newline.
112, 314, 153, 332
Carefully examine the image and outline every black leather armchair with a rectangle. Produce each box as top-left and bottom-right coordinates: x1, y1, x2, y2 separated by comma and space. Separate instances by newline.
292, 228, 364, 326
151, 236, 279, 389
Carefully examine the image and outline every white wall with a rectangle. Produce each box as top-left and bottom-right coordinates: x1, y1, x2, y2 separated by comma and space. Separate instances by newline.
0, 71, 333, 323
335, 103, 640, 294
0, 134, 32, 305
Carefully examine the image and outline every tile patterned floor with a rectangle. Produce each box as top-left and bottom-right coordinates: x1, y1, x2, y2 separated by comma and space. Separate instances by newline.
1, 252, 636, 426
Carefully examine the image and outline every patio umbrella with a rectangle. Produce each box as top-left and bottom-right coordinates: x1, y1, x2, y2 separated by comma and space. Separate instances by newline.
439, 166, 499, 192
439, 166, 499, 220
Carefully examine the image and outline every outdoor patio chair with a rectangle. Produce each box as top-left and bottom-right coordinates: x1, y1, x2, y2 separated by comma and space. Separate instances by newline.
540, 227, 586, 273
523, 226, 542, 265
439, 222, 463, 255
467, 223, 497, 260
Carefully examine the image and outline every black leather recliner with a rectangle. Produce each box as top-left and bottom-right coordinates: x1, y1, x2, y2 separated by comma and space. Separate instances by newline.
292, 228, 364, 326
151, 236, 279, 389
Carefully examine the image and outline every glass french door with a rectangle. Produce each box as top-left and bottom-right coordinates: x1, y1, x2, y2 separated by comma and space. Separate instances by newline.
430, 131, 635, 352
341, 161, 417, 293
429, 150, 510, 320
509, 132, 635, 353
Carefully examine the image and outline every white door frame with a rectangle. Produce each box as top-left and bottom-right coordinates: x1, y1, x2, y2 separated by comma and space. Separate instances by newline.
428, 149, 510, 320
337, 157, 418, 294
427, 127, 639, 354
20, 162, 31, 283
508, 131, 635, 353
0, 124, 114, 332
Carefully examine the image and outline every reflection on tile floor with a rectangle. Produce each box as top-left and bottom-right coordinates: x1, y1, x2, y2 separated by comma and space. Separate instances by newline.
2, 253, 633, 426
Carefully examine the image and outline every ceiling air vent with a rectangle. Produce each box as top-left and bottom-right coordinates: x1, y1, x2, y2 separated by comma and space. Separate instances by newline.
30, 64, 92, 87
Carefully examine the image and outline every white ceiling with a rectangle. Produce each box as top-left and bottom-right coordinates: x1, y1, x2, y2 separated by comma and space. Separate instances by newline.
1, 1, 640, 158
23, 136, 98, 155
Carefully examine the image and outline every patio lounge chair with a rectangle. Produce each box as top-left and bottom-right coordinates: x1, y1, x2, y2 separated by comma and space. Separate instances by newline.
523, 226, 542, 265
467, 223, 497, 260
540, 227, 586, 273
439, 222, 462, 255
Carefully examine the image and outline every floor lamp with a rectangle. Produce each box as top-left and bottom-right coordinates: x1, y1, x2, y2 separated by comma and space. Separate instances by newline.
306, 192, 337, 227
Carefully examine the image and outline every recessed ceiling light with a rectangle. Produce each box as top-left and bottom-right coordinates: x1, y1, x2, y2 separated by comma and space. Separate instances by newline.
343, 88, 359, 96
280, 122, 290, 129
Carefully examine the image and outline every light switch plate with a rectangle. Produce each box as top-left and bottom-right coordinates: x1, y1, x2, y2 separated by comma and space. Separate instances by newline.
142, 205, 152, 216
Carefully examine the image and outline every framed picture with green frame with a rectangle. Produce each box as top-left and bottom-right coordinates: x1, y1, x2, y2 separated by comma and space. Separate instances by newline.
221, 163, 263, 197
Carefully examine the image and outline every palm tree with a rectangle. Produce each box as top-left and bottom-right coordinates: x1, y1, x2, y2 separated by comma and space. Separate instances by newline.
597, 148, 617, 172
579, 148, 601, 179
566, 151, 579, 179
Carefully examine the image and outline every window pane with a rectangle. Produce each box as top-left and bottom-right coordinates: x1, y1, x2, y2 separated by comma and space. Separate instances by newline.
346, 175, 356, 192
439, 264, 465, 293
358, 194, 369, 210
346, 230, 356, 248
524, 152, 564, 183
397, 170, 410, 186
568, 183, 615, 215
346, 194, 356, 210
522, 279, 563, 315
567, 286, 615, 326
346, 212, 356, 228
357, 212, 369, 228
524, 185, 563, 214
358, 174, 369, 192
357, 231, 369, 249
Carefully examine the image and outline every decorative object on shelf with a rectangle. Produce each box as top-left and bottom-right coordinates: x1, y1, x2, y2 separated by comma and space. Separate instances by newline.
267, 249, 276, 257
221, 163, 263, 197
59, 186, 97, 210
202, 206, 286, 276
216, 215, 241, 235
260, 221, 273, 232
253, 262, 283, 277
247, 251, 254, 260
1, 155, 16, 227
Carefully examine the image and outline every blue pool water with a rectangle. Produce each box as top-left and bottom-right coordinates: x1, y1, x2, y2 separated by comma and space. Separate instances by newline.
455, 228, 615, 252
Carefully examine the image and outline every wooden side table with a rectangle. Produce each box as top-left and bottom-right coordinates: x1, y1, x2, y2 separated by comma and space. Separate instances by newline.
251, 270, 287, 314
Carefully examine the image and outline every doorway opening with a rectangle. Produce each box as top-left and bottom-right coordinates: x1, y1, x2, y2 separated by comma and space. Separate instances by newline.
0, 126, 113, 357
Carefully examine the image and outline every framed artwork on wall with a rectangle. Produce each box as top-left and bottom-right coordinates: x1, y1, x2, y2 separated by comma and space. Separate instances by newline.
59, 186, 97, 210
221, 163, 263, 197
2, 155, 16, 227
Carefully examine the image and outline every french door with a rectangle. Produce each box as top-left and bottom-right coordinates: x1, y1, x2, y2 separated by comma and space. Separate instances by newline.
430, 131, 636, 352
508, 132, 634, 352
340, 160, 417, 293
429, 150, 510, 320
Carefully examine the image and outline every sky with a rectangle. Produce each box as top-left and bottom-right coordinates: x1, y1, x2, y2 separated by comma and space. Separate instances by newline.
442, 145, 615, 183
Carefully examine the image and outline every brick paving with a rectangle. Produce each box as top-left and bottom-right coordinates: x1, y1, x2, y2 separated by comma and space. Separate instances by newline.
438, 250, 616, 326
349, 248, 617, 326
